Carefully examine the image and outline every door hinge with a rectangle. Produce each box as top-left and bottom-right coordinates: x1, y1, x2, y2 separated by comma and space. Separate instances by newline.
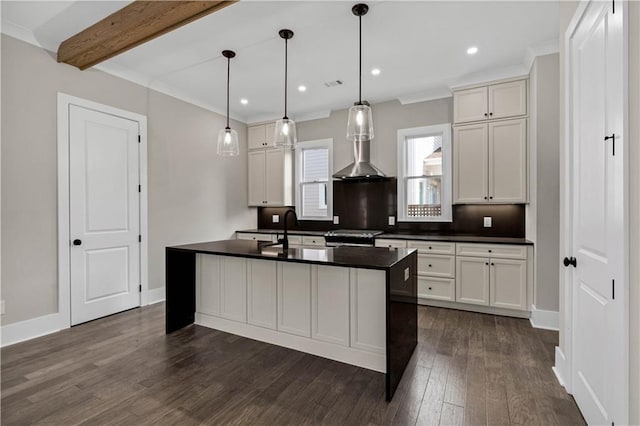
604, 133, 616, 155
138, 184, 141, 193
138, 135, 141, 143
612, 279, 615, 300
139, 284, 142, 292
138, 234, 142, 243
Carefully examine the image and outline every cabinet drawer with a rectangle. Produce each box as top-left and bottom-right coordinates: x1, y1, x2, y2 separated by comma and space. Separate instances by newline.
375, 239, 407, 249
418, 277, 455, 301
237, 232, 276, 242
417, 254, 455, 278
456, 243, 526, 260
302, 236, 325, 246
286, 235, 303, 245
407, 241, 455, 255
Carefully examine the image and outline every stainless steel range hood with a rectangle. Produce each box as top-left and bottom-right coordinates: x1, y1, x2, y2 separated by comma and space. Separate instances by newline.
333, 139, 386, 180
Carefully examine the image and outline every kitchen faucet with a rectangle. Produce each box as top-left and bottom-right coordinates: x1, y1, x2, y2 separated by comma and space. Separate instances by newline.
279, 209, 299, 250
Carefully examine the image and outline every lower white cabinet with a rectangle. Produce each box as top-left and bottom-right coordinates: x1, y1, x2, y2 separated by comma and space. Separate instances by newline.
277, 262, 312, 337
236, 232, 276, 242
350, 268, 386, 354
490, 258, 527, 310
417, 277, 455, 301
247, 259, 277, 329
219, 257, 247, 322
311, 266, 350, 346
456, 256, 490, 306
197, 254, 221, 316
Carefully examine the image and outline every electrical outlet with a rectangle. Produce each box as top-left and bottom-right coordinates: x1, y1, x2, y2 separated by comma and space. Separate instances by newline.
272, 215, 279, 223
388, 216, 396, 226
333, 216, 340, 225
1, 300, 5, 315
483, 216, 492, 227
404, 268, 410, 281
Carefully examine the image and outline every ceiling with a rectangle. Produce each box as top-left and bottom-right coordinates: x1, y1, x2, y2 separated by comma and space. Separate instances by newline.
2, 1, 560, 124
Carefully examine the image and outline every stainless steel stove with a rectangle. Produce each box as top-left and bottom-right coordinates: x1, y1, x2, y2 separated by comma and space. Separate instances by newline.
324, 229, 384, 247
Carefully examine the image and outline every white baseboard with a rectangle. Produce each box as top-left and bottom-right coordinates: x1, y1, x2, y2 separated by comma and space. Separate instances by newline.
1, 312, 63, 347
144, 287, 165, 306
419, 298, 530, 319
529, 304, 559, 330
554, 346, 570, 392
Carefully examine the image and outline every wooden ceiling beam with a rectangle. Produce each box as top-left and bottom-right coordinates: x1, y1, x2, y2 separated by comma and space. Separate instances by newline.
57, 1, 237, 70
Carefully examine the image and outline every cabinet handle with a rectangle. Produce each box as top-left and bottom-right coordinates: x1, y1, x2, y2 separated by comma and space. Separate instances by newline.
485, 262, 489, 265
428, 264, 432, 268
484, 113, 488, 117
489, 196, 493, 200
488, 249, 492, 253
428, 287, 432, 291
428, 246, 432, 250
491, 262, 495, 266
489, 112, 493, 116
484, 196, 488, 200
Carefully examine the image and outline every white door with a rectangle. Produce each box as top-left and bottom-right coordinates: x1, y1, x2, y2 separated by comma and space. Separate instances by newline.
69, 105, 141, 325
453, 86, 488, 123
455, 256, 489, 306
487, 80, 527, 120
569, 2, 627, 424
453, 123, 488, 203
488, 118, 527, 203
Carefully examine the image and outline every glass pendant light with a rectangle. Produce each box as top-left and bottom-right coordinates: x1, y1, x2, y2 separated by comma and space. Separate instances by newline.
275, 29, 297, 147
217, 50, 240, 156
346, 3, 374, 142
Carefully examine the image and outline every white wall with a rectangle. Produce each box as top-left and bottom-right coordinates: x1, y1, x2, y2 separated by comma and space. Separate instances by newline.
1, 34, 254, 326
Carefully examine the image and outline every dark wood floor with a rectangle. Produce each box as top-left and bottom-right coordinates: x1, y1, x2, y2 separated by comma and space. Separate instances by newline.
1, 303, 585, 425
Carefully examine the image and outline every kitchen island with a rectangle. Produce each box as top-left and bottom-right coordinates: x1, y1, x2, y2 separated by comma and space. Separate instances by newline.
165, 239, 417, 400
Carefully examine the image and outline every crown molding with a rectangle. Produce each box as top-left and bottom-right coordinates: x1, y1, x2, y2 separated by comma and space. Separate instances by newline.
397, 87, 452, 105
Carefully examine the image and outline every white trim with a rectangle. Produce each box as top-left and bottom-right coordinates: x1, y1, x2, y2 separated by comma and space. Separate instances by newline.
554, 346, 568, 389
294, 138, 334, 221
524, 38, 561, 71
57, 93, 149, 330
449, 71, 530, 92
397, 124, 452, 223
195, 312, 385, 373
529, 304, 559, 331
397, 87, 452, 105
144, 287, 166, 306
1, 313, 62, 347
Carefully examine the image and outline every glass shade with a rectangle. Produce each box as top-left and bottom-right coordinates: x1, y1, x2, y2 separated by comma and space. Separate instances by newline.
275, 117, 297, 147
346, 103, 374, 142
217, 127, 239, 156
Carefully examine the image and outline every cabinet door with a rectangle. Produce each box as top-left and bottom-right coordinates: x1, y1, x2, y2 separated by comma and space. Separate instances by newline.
277, 262, 311, 337
488, 119, 527, 202
417, 254, 455, 278
455, 256, 489, 305
488, 80, 527, 120
453, 123, 488, 203
197, 254, 221, 316
248, 150, 266, 206
264, 122, 276, 148
453, 86, 488, 123
375, 239, 407, 248
350, 268, 385, 353
247, 259, 277, 329
265, 148, 285, 205
418, 276, 455, 301
301, 236, 325, 246
219, 257, 247, 322
312, 266, 350, 346
490, 259, 527, 311
248, 125, 266, 150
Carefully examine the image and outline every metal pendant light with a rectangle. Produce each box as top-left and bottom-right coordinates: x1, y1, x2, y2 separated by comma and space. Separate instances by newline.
217, 50, 240, 157
346, 3, 374, 143
275, 29, 297, 147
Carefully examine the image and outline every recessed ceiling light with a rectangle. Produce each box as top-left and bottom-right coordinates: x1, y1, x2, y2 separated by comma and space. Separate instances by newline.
240, 98, 248, 105
371, 68, 381, 76
467, 46, 478, 55
298, 85, 307, 92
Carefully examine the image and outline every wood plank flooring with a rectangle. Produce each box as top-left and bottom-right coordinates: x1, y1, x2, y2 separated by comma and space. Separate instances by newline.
1, 303, 585, 425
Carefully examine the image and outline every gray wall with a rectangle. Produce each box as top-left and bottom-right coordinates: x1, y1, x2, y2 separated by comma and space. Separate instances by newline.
1, 35, 254, 325
297, 97, 452, 176
529, 53, 560, 312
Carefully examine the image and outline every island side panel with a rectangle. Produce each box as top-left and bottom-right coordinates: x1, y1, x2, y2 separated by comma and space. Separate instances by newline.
165, 248, 196, 333
386, 251, 418, 401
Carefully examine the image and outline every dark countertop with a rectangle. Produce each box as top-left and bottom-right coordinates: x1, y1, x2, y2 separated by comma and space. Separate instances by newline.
378, 233, 533, 245
237, 229, 327, 236
168, 239, 416, 270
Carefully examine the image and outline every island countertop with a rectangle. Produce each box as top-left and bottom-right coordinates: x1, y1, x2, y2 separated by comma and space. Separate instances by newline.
167, 239, 416, 270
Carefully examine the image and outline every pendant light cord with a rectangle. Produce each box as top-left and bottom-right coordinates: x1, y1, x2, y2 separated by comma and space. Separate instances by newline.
358, 14, 362, 105
284, 37, 289, 119
226, 55, 230, 129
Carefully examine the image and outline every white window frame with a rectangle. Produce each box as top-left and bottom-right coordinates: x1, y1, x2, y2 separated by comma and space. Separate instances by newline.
295, 138, 333, 221
397, 124, 452, 222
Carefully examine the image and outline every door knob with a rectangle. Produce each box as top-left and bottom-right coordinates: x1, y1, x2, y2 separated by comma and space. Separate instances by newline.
563, 257, 577, 268
73, 239, 82, 246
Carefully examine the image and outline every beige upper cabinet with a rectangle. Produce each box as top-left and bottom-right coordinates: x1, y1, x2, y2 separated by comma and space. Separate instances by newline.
453, 123, 488, 203
248, 122, 277, 150
248, 150, 267, 205
248, 148, 293, 207
453, 79, 527, 124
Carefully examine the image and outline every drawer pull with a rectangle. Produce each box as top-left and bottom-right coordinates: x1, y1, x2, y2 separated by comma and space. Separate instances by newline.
428, 287, 432, 290
485, 262, 489, 265
491, 262, 495, 266
428, 246, 432, 249
488, 249, 492, 253
428, 264, 432, 268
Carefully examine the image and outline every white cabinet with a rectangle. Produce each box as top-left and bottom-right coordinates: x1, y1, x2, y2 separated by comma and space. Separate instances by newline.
302, 236, 325, 246
453, 79, 527, 124
277, 262, 311, 337
247, 259, 277, 329
248, 122, 276, 150
406, 240, 455, 255
248, 147, 293, 207
219, 257, 247, 322
416, 254, 455, 278
236, 232, 276, 242
456, 256, 490, 306
490, 258, 527, 310
453, 118, 527, 204
197, 254, 221, 316
418, 277, 455, 302
350, 268, 386, 354
407, 241, 456, 301
312, 266, 350, 346
375, 239, 407, 249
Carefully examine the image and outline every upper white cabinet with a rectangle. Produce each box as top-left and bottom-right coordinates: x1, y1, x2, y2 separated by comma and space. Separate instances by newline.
453, 79, 527, 124
453, 118, 527, 204
248, 147, 293, 207
248, 122, 276, 150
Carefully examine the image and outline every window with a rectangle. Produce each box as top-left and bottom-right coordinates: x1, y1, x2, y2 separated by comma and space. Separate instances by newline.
397, 124, 452, 222
295, 139, 333, 220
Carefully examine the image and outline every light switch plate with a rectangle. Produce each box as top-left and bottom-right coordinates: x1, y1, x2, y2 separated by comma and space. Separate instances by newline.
333, 216, 340, 225
389, 216, 396, 226
483, 216, 492, 227
404, 268, 410, 281
272, 215, 279, 223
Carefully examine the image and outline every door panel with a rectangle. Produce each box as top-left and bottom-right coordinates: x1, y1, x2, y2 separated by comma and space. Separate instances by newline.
265, 149, 284, 205
312, 266, 350, 346
453, 123, 488, 203
489, 259, 527, 310
277, 262, 311, 337
488, 80, 527, 119
489, 119, 527, 202
70, 105, 140, 325
453, 86, 488, 123
248, 150, 266, 205
455, 256, 489, 306
247, 259, 277, 329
